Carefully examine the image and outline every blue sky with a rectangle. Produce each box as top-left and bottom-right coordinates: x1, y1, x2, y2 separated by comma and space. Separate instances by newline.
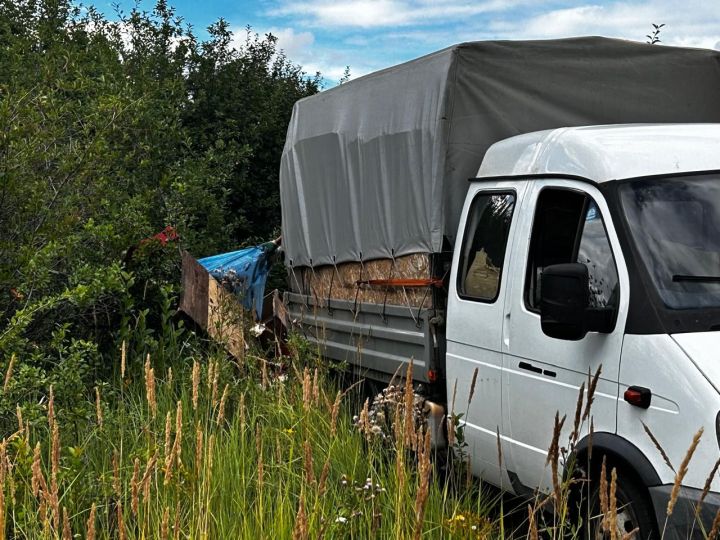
102, 0, 720, 86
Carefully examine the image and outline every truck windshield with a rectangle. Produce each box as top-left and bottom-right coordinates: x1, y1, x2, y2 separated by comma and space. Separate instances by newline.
619, 175, 720, 310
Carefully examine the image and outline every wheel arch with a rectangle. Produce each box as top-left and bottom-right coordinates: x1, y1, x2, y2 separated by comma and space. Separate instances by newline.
572, 431, 662, 487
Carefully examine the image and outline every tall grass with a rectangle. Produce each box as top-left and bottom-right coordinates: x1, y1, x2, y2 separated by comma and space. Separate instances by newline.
0, 333, 497, 539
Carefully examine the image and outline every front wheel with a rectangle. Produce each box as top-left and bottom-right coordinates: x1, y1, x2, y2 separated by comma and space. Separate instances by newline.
582, 465, 659, 539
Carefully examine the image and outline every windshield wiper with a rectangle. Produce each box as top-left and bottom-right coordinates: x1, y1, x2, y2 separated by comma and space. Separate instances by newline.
672, 274, 720, 283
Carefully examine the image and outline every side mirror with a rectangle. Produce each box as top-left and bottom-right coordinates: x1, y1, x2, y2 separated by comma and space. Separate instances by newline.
540, 263, 590, 341
540, 263, 616, 341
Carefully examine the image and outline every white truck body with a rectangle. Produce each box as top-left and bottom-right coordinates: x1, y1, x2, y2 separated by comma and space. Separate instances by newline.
447, 125, 720, 536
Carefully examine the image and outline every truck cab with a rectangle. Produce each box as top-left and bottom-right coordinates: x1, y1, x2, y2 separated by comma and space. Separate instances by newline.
447, 124, 720, 537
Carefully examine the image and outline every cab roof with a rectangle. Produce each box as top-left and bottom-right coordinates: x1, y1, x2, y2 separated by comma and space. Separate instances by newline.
478, 124, 720, 183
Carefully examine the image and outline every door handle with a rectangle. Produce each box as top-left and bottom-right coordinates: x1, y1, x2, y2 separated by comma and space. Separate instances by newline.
518, 361, 557, 378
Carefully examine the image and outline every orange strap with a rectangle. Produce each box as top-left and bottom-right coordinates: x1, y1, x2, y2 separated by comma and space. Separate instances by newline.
356, 278, 444, 288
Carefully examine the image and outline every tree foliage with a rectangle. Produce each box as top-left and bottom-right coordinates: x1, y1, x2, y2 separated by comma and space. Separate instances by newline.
0, 0, 319, 419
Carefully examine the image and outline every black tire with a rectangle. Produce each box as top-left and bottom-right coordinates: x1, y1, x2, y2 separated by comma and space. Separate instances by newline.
581, 464, 659, 540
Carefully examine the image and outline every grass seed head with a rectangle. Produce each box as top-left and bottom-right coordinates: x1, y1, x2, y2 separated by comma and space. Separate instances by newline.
95, 386, 103, 429
582, 365, 602, 422
191, 360, 200, 411
468, 367, 478, 405
62, 506, 71, 540
86, 502, 96, 540
130, 457, 140, 516
3, 354, 15, 392
120, 340, 126, 380
330, 391, 341, 438
217, 384, 229, 426
145, 355, 157, 419
608, 467, 618, 540
668, 427, 703, 517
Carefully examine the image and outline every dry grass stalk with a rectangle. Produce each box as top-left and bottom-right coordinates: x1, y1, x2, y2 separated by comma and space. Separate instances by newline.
95, 386, 103, 429
312, 368, 319, 405
217, 384, 229, 426
447, 379, 458, 448
210, 360, 219, 409
130, 457, 140, 516
3, 353, 15, 392
667, 427, 703, 517
413, 429, 432, 540
164, 411, 172, 456
599, 457, 609, 532
302, 367, 311, 411
570, 381, 585, 446
191, 360, 200, 411
144, 354, 157, 419
546, 412, 566, 508
86, 502, 97, 540
31, 442, 48, 499
318, 458, 330, 496
608, 467, 618, 540
303, 440, 316, 485
49, 389, 61, 533
292, 494, 309, 540
358, 398, 370, 441
208, 434, 216, 473
120, 340, 126, 380
117, 501, 126, 540
468, 367, 479, 405
195, 423, 204, 474
165, 400, 183, 485
589, 417, 594, 461
16, 405, 23, 435
696, 457, 720, 518
330, 391, 341, 437
173, 500, 181, 540
403, 360, 415, 448
161, 506, 170, 540
708, 506, 720, 539
141, 453, 158, 501
261, 358, 268, 389
62, 506, 71, 540
582, 365, 602, 423
642, 422, 675, 473
239, 392, 246, 431
527, 504, 539, 540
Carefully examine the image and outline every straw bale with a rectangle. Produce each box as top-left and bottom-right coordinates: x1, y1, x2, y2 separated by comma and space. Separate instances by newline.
290, 253, 433, 309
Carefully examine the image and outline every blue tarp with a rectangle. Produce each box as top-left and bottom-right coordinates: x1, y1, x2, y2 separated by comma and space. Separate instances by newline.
198, 243, 277, 319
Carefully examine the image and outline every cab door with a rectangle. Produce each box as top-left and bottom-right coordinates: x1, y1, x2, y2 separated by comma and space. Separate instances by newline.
501, 180, 630, 493
446, 181, 527, 490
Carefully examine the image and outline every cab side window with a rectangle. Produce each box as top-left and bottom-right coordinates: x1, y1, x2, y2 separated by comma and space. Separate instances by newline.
457, 192, 515, 302
525, 188, 619, 311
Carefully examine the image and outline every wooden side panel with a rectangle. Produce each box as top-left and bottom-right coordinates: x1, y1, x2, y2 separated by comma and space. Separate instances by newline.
179, 250, 209, 329
179, 250, 245, 360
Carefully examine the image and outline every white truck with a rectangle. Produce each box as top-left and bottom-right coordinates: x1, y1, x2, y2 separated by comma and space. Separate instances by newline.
280, 38, 720, 537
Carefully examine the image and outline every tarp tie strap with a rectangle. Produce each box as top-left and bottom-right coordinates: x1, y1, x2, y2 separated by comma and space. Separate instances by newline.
352, 255, 364, 320
355, 278, 444, 288
380, 251, 396, 324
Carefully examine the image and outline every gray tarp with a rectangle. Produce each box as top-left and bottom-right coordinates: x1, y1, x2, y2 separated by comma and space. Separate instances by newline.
280, 37, 720, 268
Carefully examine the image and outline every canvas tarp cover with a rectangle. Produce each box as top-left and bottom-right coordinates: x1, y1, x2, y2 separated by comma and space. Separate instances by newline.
280, 37, 720, 268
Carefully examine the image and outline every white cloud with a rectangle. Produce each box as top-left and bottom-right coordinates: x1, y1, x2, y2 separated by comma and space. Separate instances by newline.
268, 0, 532, 29
485, 1, 720, 50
